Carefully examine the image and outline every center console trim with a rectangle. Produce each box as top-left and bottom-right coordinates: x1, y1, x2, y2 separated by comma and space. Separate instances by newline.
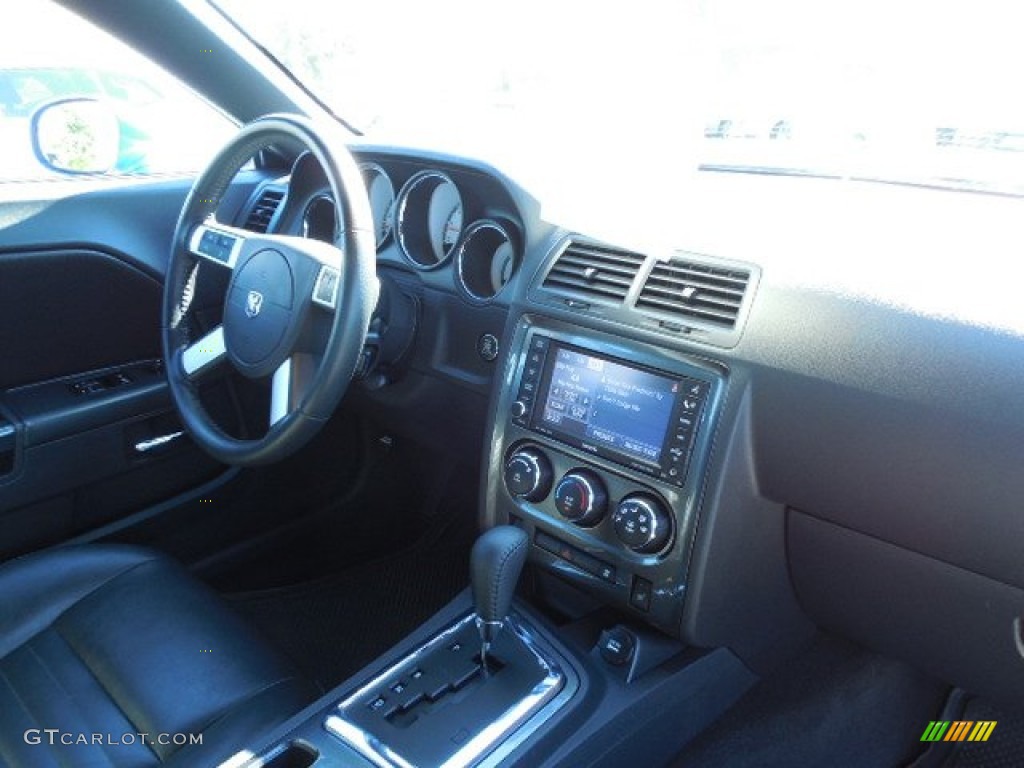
324, 612, 568, 768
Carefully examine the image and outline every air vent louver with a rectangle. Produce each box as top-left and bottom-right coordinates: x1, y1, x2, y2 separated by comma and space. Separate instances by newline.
243, 188, 284, 233
542, 242, 645, 304
637, 258, 751, 328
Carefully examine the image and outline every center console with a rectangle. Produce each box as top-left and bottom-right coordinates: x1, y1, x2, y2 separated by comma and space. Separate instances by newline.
228, 316, 738, 768
484, 315, 725, 637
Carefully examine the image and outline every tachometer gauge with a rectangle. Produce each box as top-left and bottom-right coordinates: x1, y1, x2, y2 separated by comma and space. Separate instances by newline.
360, 162, 395, 249
396, 170, 464, 268
455, 220, 519, 301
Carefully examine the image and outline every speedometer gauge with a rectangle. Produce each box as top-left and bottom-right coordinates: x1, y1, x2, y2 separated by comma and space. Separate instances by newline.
360, 162, 395, 249
396, 170, 464, 268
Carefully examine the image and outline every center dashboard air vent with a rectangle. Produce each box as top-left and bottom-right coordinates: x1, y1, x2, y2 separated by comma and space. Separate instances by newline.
637, 257, 751, 330
243, 188, 284, 233
541, 240, 646, 305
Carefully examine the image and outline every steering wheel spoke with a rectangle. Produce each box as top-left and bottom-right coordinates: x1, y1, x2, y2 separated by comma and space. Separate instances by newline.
182, 325, 227, 379
270, 354, 319, 426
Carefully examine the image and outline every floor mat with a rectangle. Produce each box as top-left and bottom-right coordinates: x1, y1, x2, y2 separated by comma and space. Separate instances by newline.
225, 510, 475, 691
672, 636, 949, 768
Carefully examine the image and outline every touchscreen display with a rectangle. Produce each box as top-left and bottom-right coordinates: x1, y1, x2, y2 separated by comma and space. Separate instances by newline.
536, 347, 677, 464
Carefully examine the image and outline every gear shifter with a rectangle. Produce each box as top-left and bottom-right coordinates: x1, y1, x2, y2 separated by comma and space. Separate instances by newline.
471, 525, 529, 669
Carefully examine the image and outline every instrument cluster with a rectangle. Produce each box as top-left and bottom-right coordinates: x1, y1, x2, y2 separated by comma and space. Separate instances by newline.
287, 152, 522, 303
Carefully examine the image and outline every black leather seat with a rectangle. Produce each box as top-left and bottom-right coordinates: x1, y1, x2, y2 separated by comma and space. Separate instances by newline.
0, 545, 318, 767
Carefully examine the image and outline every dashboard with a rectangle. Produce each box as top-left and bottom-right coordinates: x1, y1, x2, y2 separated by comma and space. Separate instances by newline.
237, 142, 1024, 706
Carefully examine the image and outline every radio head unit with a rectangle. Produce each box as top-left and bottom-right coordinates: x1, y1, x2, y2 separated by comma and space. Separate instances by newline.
511, 336, 710, 488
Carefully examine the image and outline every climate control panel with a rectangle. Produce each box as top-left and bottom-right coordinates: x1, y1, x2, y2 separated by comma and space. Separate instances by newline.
504, 443, 676, 557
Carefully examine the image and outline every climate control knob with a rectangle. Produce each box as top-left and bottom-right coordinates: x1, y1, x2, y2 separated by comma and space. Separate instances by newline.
613, 494, 673, 554
504, 447, 553, 502
554, 470, 608, 526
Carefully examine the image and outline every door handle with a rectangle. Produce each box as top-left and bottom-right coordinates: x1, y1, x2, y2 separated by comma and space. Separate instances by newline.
134, 430, 184, 454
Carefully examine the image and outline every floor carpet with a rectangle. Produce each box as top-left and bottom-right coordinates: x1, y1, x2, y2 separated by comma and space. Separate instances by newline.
672, 636, 949, 768
225, 509, 476, 692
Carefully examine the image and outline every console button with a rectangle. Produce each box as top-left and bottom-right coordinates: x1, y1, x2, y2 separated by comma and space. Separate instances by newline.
613, 494, 673, 554
629, 576, 653, 612
477, 333, 499, 361
554, 470, 608, 526
510, 400, 528, 419
536, 531, 617, 583
504, 448, 553, 502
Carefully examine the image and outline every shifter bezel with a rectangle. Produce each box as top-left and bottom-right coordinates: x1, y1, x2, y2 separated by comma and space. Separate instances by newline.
325, 612, 569, 768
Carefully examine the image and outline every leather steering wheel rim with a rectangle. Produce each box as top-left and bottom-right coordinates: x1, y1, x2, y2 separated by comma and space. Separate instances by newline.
161, 114, 378, 466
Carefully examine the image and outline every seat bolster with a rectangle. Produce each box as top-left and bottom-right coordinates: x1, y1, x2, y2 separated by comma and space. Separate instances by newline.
0, 545, 161, 660
0, 545, 319, 766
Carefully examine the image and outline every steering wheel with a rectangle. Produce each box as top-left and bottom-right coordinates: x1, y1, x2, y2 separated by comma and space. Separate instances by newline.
161, 114, 378, 466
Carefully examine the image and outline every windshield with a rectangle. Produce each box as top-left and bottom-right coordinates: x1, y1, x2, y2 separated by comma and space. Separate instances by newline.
214, 0, 1024, 196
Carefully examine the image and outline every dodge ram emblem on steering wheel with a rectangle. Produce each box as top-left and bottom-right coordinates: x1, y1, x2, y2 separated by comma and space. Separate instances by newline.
245, 290, 264, 318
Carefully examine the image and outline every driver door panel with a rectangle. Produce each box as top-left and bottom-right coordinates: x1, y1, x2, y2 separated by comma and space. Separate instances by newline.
0, 182, 251, 560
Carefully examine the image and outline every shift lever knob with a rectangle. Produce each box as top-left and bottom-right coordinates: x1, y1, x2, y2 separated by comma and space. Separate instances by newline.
471, 525, 529, 656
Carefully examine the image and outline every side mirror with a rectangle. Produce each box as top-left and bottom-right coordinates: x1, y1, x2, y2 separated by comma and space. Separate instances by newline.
31, 98, 120, 174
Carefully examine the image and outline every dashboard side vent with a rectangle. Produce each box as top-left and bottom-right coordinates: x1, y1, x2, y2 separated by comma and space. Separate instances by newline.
541, 241, 646, 304
243, 188, 284, 233
637, 258, 751, 328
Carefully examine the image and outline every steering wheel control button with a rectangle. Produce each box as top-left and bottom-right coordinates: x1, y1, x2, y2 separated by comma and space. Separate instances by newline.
192, 226, 242, 267
312, 266, 340, 309
504, 447, 553, 502
554, 470, 608, 526
599, 627, 636, 666
478, 333, 499, 361
613, 494, 673, 554
629, 576, 653, 612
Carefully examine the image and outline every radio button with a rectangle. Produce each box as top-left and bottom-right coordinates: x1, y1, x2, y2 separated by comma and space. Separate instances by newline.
682, 379, 709, 399
510, 400, 528, 420
554, 470, 608, 527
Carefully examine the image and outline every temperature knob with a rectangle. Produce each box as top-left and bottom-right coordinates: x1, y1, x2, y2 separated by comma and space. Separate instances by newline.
613, 494, 673, 554
554, 470, 608, 526
504, 448, 553, 502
